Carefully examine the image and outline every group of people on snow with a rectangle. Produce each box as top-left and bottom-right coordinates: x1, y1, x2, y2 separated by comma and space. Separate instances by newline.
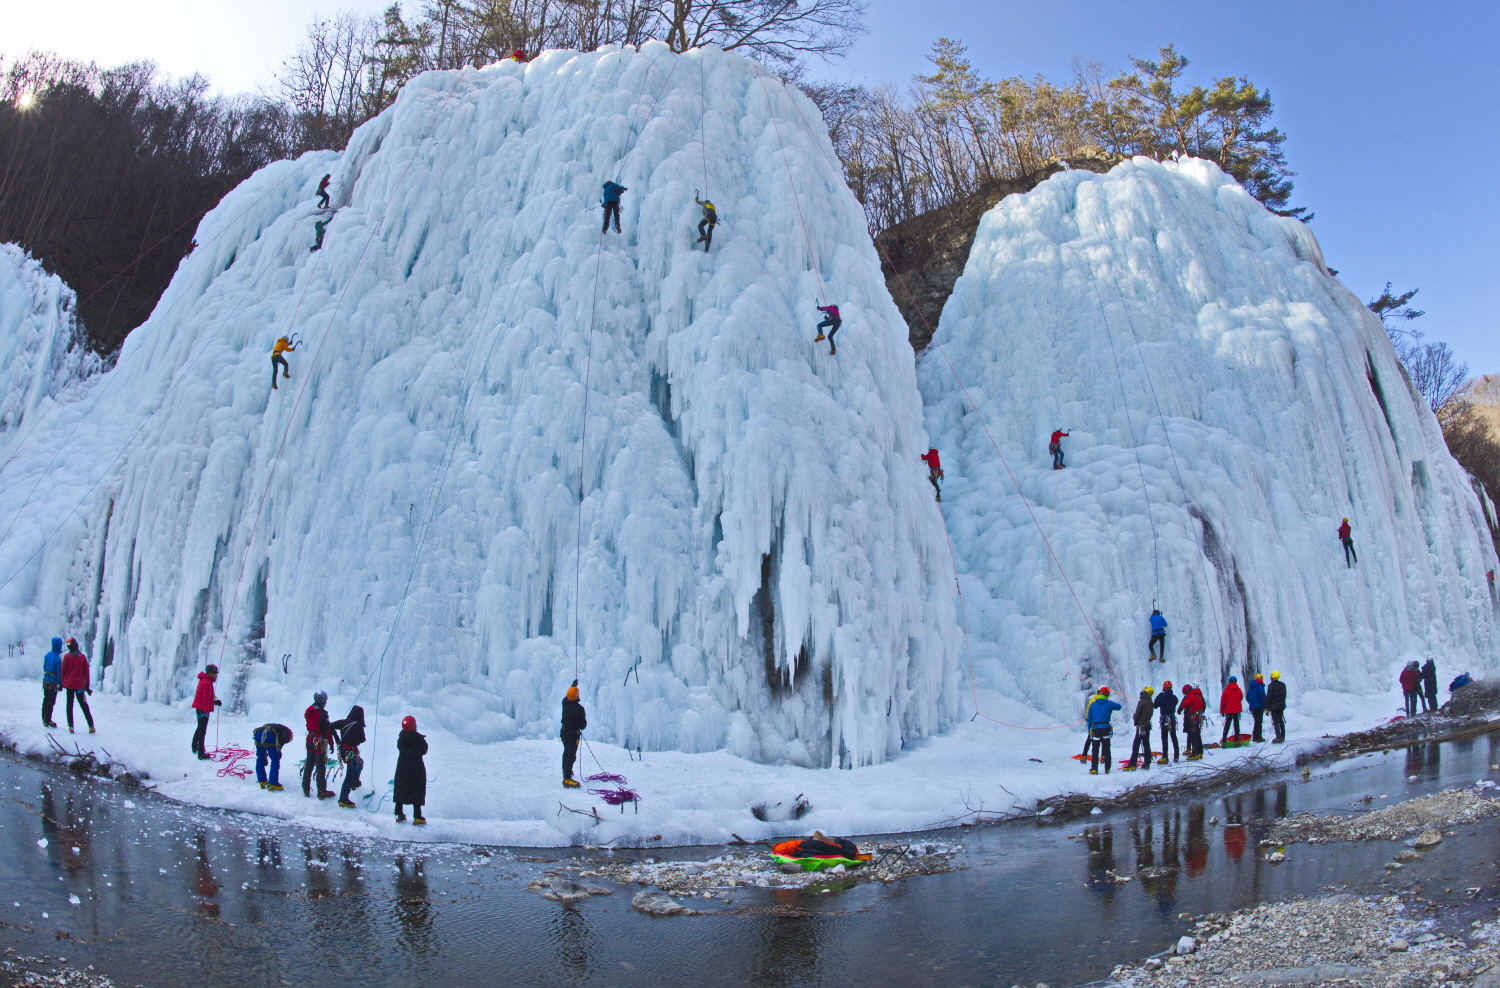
40, 637, 94, 733
1399, 658, 1441, 717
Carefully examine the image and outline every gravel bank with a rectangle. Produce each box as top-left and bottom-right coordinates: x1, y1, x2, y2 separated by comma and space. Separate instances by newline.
1271, 784, 1500, 845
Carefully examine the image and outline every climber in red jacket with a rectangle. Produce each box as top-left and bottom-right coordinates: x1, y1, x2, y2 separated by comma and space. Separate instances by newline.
1338, 518, 1356, 567
1050, 430, 1070, 469
1219, 676, 1244, 746
59, 638, 94, 734
920, 448, 943, 502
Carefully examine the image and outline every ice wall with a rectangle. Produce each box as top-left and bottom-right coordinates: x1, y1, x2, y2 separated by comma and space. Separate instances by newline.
918, 157, 1497, 721
0, 244, 100, 436
0, 44, 960, 767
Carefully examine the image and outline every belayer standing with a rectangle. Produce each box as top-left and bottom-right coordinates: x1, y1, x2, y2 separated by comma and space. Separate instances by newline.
1147, 609, 1167, 662
1219, 676, 1243, 746
1247, 673, 1267, 742
42, 637, 62, 728
60, 638, 94, 734
315, 174, 331, 209
310, 218, 328, 252
271, 336, 296, 390
331, 705, 366, 808
1421, 657, 1439, 714
302, 691, 335, 799
394, 715, 427, 824
1338, 517, 1357, 567
1266, 671, 1287, 743
1399, 661, 1421, 718
1085, 686, 1120, 775
694, 194, 717, 251
190, 663, 222, 759
1180, 684, 1206, 759
1124, 686, 1155, 770
814, 304, 841, 355
1154, 680, 1179, 763
1050, 430, 1070, 469
601, 182, 627, 234
253, 722, 292, 790
561, 682, 586, 788
920, 447, 944, 502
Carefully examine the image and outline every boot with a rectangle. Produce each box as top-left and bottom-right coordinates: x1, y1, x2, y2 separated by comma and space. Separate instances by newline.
563, 778, 581, 788
413, 816, 427, 825
1088, 769, 1098, 775
338, 800, 356, 808
266, 784, 284, 792
813, 334, 825, 342
829, 344, 836, 355
317, 790, 335, 800
1157, 757, 1168, 765
395, 812, 406, 823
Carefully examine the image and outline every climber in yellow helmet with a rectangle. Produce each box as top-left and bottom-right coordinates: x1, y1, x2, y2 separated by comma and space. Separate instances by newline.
271, 336, 297, 391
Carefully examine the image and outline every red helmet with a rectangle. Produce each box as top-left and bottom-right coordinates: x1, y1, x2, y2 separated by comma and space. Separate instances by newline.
1162, 680, 1172, 689
401, 715, 416, 731
1098, 686, 1110, 695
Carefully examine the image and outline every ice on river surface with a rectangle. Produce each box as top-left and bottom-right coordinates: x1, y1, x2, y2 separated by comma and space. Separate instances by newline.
918, 156, 1498, 724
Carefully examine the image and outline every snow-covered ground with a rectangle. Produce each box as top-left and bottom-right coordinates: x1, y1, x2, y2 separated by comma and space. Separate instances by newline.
0, 675, 1394, 846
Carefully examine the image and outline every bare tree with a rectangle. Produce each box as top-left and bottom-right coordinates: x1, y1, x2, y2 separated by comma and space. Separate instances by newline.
277, 11, 383, 149
654, 0, 866, 64
1405, 340, 1469, 414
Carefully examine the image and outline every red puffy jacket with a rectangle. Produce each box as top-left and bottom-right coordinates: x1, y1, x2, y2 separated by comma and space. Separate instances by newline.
60, 649, 90, 690
1180, 688, 1206, 716
921, 449, 942, 472
305, 705, 333, 745
1399, 666, 1420, 691
191, 672, 217, 713
1220, 681, 1244, 715
1338, 521, 1351, 541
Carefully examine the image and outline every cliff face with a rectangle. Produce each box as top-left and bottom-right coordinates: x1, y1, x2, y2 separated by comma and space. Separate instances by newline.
876, 154, 1118, 353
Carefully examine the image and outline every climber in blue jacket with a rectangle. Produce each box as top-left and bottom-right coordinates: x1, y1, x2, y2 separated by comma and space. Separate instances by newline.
1148, 609, 1167, 662
42, 637, 62, 728
1246, 673, 1268, 742
1085, 686, 1122, 775
601, 182, 627, 234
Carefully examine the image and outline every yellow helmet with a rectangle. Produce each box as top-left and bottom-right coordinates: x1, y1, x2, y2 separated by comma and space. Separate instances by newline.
1143, 685, 1155, 694
1270, 670, 1281, 680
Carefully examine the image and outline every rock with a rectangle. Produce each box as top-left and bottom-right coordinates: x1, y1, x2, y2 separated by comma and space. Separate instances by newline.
1473, 973, 1500, 988
1384, 862, 1403, 870
1393, 849, 1418, 862
631, 890, 693, 916
1266, 851, 1286, 863
1387, 938, 1409, 952
540, 878, 593, 903
1144, 958, 1164, 971
1413, 933, 1437, 944
1414, 830, 1443, 848
1177, 936, 1197, 955
779, 863, 803, 874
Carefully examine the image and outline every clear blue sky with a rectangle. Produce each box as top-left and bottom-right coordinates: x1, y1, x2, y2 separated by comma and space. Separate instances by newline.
11, 0, 1496, 373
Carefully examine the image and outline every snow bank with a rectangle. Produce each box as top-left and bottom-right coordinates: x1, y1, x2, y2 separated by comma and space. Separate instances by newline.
918, 156, 1498, 724
0, 43, 959, 768
0, 244, 100, 437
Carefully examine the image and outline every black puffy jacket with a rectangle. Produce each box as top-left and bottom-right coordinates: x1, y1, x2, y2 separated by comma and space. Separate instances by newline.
561, 699, 587, 738
1154, 689, 1179, 722
1266, 680, 1287, 711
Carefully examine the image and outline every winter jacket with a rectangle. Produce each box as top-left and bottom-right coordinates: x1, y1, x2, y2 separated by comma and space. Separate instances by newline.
331, 705, 366, 750
1219, 682, 1244, 715
1149, 613, 1167, 634
921, 449, 942, 472
1399, 666, 1420, 692
561, 698, 587, 738
602, 182, 627, 203
1154, 689, 1179, 723
317, 175, 330, 192
695, 197, 717, 223
818, 304, 840, 321
1337, 521, 1351, 541
1421, 660, 1438, 693
393, 729, 428, 804
254, 724, 293, 749
304, 704, 334, 746
1180, 689, 1206, 723
1050, 430, 1069, 444
1266, 680, 1287, 711
272, 337, 295, 354
1086, 696, 1121, 731
1246, 681, 1267, 711
1133, 694, 1155, 729
59, 648, 89, 690
191, 672, 218, 713
43, 638, 63, 686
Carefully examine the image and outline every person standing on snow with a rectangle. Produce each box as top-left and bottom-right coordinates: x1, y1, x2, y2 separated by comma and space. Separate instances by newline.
1266, 671, 1288, 743
561, 682, 587, 788
1050, 430, 1070, 469
190, 664, 222, 760
60, 638, 94, 734
330, 705, 366, 808
394, 715, 427, 824
1147, 610, 1167, 662
1219, 676, 1244, 746
920, 448, 944, 502
253, 722, 292, 790
1338, 518, 1357, 567
1420, 658, 1439, 714
694, 194, 717, 250
271, 336, 296, 390
1399, 661, 1421, 718
42, 637, 63, 728
315, 174, 331, 209
1180, 684, 1206, 759
1085, 686, 1121, 775
302, 691, 335, 799
1124, 686, 1155, 770
814, 304, 841, 355
601, 182, 627, 234
1154, 680, 1179, 763
1246, 673, 1267, 742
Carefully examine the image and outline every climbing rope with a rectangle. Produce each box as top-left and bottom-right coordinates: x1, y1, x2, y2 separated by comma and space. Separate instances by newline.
754, 73, 827, 303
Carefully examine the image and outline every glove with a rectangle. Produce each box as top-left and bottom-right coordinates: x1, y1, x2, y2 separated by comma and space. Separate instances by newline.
215, 699, 223, 706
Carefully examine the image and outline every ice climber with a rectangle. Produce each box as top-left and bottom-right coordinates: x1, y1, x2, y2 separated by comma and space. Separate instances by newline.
394, 715, 427, 824
271, 336, 296, 390
1124, 686, 1155, 770
512, 49, 528, 61
1081, 689, 1102, 758
253, 722, 292, 790
1147, 609, 1167, 662
1085, 686, 1120, 775
1219, 676, 1243, 746
601, 182, 627, 234
1153, 680, 1179, 763
302, 691, 335, 799
60, 638, 94, 734
183, 239, 198, 257
1421, 657, 1439, 714
1399, 661, 1421, 718
814, 304, 841, 355
694, 194, 717, 250
920, 447, 944, 502
1050, 430, 1069, 469
1267, 671, 1287, 743
561, 682, 587, 788
316, 174, 331, 209
311, 218, 328, 252
42, 637, 62, 728
1247, 673, 1267, 742
190, 663, 222, 760
1338, 518, 1357, 567
1180, 684, 1206, 759
331, 705, 366, 808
